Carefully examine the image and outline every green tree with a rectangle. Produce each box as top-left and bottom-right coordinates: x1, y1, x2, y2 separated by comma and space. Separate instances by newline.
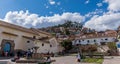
65, 29, 70, 35
60, 40, 73, 52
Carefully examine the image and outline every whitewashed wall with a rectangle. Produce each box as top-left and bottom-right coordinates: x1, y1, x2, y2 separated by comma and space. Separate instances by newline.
72, 37, 116, 45
35, 38, 59, 53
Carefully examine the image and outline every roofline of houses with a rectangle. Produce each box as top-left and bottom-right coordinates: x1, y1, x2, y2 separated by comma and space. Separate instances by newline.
0, 20, 39, 35
76, 36, 117, 40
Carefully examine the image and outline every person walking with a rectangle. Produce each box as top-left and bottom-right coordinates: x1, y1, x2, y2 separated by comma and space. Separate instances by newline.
77, 52, 81, 62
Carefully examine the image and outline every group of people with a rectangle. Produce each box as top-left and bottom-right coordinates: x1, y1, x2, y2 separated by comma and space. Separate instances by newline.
11, 48, 35, 62
26, 48, 35, 58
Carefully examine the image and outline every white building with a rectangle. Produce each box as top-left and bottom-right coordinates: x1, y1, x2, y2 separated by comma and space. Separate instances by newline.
0, 20, 59, 54
72, 30, 117, 45
34, 37, 59, 53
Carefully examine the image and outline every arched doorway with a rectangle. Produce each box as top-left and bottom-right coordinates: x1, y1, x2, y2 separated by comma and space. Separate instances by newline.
1, 39, 15, 53
3, 42, 11, 52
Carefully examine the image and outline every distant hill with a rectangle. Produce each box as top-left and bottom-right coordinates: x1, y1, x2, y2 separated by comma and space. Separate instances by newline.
56, 21, 83, 29
39, 21, 83, 35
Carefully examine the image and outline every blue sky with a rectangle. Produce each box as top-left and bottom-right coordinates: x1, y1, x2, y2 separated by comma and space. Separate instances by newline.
0, 0, 120, 31
0, 0, 107, 18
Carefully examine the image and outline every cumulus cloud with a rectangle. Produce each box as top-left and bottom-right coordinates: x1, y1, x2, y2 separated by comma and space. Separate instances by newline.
104, 0, 120, 12
84, 12, 120, 31
84, 0, 120, 31
97, 3, 103, 7
3, 10, 85, 28
49, 0, 55, 5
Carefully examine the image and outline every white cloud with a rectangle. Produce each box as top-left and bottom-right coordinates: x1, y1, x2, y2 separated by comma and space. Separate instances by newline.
85, 9, 103, 18
84, 12, 120, 31
97, 3, 103, 7
49, 0, 55, 5
84, 0, 120, 31
85, 0, 90, 4
3, 10, 85, 28
104, 0, 120, 12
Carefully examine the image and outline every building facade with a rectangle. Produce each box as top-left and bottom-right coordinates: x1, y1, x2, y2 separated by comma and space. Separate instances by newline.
0, 21, 59, 54
72, 30, 117, 45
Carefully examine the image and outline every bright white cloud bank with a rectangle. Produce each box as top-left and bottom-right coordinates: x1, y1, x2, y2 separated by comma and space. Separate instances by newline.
104, 0, 120, 12
3, 0, 120, 30
84, 0, 120, 31
84, 13, 120, 31
3, 10, 85, 28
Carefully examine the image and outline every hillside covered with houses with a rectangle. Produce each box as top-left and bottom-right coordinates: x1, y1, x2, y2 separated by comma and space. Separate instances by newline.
39, 21, 83, 42
39, 21, 120, 55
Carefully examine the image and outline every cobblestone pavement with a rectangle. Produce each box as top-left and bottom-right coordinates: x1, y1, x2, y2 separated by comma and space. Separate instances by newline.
103, 56, 120, 64
2, 56, 120, 64
51, 56, 96, 64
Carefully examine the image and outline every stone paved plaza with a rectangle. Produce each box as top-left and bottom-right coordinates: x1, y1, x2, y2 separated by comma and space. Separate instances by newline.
51, 56, 96, 64
103, 56, 120, 64
0, 56, 120, 64
52, 56, 120, 64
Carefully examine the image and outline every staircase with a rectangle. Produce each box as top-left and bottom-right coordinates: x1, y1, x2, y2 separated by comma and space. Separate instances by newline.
97, 45, 109, 52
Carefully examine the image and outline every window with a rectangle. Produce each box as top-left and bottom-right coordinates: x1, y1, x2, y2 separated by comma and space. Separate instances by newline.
50, 45, 52, 47
94, 40, 96, 42
42, 43, 44, 46
33, 36, 36, 39
87, 40, 90, 43
105, 38, 108, 40
27, 41, 30, 43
